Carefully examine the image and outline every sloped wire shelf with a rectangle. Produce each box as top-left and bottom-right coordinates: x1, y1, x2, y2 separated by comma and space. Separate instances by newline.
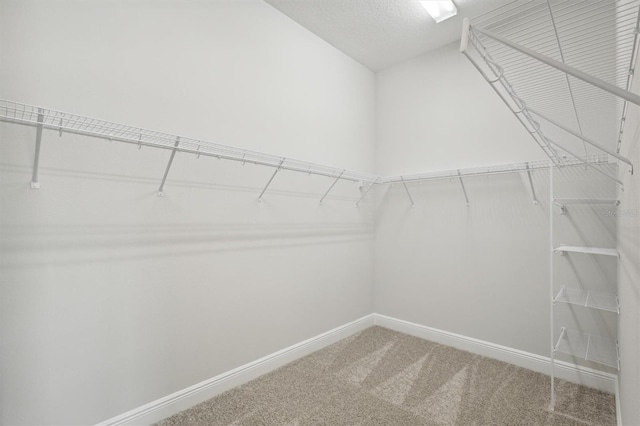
460, 0, 639, 183
554, 327, 619, 369
554, 286, 619, 313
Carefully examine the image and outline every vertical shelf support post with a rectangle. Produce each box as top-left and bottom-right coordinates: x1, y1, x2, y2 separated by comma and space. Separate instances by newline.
549, 160, 556, 410
30, 108, 45, 189
258, 158, 285, 201
158, 136, 180, 197
319, 170, 344, 205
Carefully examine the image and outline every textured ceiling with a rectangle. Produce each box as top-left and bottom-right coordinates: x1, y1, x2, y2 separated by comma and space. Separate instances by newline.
264, 0, 515, 71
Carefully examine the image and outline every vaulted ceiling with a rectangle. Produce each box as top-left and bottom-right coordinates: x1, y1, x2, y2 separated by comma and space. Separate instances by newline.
264, 0, 515, 71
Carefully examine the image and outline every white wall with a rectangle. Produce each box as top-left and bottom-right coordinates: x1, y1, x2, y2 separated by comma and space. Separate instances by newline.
375, 42, 548, 176
373, 167, 617, 360
0, 1, 375, 424
617, 74, 640, 425
374, 43, 618, 365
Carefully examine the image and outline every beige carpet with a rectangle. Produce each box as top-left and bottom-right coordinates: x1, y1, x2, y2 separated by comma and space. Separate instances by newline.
156, 326, 616, 425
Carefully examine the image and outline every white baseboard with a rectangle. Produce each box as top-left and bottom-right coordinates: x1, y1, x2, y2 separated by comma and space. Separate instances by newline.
97, 313, 620, 426
373, 314, 618, 394
95, 314, 375, 426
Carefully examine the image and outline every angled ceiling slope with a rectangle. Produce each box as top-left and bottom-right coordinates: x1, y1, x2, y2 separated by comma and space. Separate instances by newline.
264, 0, 516, 71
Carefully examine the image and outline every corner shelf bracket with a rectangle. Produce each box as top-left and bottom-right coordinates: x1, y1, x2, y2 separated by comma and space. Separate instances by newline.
355, 180, 378, 207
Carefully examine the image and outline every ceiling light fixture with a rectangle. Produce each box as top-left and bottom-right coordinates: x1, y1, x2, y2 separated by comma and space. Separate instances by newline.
420, 0, 457, 23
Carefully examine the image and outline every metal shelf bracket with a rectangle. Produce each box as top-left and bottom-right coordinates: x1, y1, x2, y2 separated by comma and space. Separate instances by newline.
401, 177, 415, 207
319, 170, 344, 205
258, 158, 285, 202
356, 181, 377, 207
158, 136, 181, 197
458, 170, 469, 205
525, 163, 538, 205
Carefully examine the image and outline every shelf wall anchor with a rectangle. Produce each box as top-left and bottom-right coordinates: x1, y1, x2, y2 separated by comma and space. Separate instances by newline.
30, 108, 45, 189
258, 158, 285, 201
319, 170, 344, 205
553, 201, 567, 215
157, 136, 180, 197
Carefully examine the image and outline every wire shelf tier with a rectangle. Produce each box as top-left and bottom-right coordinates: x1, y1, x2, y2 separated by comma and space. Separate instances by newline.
383, 154, 609, 184
554, 245, 619, 257
554, 327, 619, 369
462, 0, 639, 176
554, 198, 619, 205
0, 100, 379, 185
554, 286, 619, 313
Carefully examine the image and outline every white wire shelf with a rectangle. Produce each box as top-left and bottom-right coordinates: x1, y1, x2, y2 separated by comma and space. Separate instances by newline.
554, 327, 619, 370
461, 0, 639, 178
0, 98, 617, 204
554, 246, 619, 257
554, 286, 619, 313
553, 197, 620, 214
383, 154, 609, 184
0, 99, 379, 185
554, 198, 619, 205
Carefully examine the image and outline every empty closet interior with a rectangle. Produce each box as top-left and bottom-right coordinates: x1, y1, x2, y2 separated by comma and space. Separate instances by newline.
1, 0, 638, 425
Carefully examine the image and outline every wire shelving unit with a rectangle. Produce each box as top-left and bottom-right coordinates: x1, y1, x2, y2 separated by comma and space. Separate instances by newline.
460, 0, 637, 410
